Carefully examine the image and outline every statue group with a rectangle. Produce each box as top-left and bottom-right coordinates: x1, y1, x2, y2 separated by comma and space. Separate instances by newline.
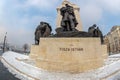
34, 22, 52, 45
60, 4, 78, 31
34, 4, 104, 44
88, 24, 104, 44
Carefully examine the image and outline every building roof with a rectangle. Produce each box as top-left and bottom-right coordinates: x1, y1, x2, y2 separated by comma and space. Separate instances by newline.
111, 26, 120, 32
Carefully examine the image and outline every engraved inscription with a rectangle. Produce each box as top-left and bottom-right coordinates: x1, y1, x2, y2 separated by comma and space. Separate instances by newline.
60, 48, 83, 51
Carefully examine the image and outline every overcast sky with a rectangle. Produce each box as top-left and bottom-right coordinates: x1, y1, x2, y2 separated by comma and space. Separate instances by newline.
0, 0, 120, 46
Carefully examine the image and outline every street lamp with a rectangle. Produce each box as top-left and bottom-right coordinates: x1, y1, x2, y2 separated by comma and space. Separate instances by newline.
3, 32, 7, 53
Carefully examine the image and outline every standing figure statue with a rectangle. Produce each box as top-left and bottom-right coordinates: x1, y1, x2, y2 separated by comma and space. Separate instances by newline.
94, 27, 104, 44
88, 24, 104, 44
88, 24, 97, 36
60, 4, 78, 31
35, 22, 52, 45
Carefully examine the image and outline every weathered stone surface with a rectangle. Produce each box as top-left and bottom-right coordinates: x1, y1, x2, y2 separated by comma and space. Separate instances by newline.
54, 31, 92, 37
30, 38, 108, 73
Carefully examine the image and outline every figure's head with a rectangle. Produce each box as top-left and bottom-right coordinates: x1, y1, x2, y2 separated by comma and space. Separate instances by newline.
93, 24, 97, 27
40, 21, 44, 25
65, 4, 69, 7
97, 27, 99, 29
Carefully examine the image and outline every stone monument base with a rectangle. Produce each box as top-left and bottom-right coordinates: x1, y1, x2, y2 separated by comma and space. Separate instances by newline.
30, 38, 107, 73
54, 31, 92, 37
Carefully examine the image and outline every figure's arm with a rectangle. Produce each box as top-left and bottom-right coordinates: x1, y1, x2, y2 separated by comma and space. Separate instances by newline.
35, 25, 39, 35
60, 7, 66, 16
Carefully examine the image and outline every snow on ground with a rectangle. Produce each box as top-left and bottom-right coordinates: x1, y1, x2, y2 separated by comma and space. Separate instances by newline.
1, 51, 34, 80
109, 54, 120, 58
1, 51, 120, 80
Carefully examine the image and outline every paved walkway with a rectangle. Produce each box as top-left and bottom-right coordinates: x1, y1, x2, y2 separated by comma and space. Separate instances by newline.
0, 52, 20, 80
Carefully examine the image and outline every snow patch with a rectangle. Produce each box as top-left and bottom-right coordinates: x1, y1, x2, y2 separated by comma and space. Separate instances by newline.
1, 51, 120, 80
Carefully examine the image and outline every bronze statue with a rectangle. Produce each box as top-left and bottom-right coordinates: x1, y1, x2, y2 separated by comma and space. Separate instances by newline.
94, 27, 104, 44
88, 24, 96, 36
35, 22, 52, 45
60, 4, 78, 31
88, 24, 104, 44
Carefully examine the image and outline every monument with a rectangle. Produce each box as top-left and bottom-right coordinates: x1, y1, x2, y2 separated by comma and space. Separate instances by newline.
34, 22, 52, 45
30, 0, 107, 73
56, 0, 82, 31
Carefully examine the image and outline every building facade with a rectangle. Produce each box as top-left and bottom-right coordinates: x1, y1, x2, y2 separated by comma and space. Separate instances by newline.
104, 26, 120, 54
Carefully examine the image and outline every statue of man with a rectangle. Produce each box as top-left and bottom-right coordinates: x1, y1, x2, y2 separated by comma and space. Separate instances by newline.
35, 22, 52, 45
88, 24, 97, 36
94, 27, 104, 44
60, 4, 78, 31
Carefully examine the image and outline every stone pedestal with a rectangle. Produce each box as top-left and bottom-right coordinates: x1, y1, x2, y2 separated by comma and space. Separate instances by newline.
30, 38, 107, 73
56, 0, 82, 31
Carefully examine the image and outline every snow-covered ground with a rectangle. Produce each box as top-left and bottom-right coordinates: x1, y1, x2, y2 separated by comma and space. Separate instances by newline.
1, 51, 120, 80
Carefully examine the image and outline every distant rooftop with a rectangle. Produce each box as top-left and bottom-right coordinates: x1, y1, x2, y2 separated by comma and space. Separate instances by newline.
111, 26, 120, 32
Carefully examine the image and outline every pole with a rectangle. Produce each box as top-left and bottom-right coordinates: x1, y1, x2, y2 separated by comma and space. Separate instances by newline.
3, 32, 7, 53
64, 0, 67, 1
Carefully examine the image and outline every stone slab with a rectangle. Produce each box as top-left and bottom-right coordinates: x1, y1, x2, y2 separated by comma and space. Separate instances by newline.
30, 38, 108, 73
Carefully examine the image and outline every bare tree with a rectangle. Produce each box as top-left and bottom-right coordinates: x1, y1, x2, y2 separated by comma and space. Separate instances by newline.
23, 43, 29, 53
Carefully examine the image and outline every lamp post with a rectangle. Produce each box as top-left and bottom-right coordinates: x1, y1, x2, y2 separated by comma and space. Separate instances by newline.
3, 32, 7, 53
